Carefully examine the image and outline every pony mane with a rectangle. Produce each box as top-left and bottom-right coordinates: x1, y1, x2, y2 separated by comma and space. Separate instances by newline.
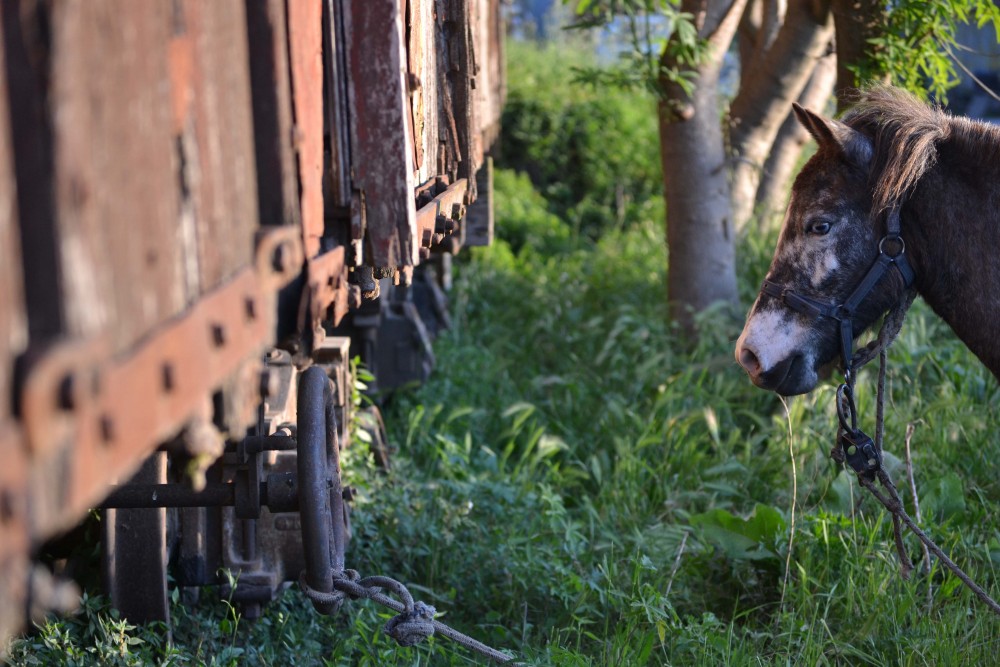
840, 86, 949, 216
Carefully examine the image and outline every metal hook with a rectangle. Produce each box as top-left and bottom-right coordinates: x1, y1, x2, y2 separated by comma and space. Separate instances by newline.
836, 383, 858, 433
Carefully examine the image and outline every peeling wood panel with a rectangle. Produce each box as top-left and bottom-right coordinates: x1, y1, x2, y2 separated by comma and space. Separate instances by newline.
407, 0, 502, 192
48, 0, 183, 353
477, 0, 504, 145
181, 0, 260, 290
347, 0, 417, 268
408, 0, 439, 185
324, 0, 353, 209
287, 0, 324, 259
245, 0, 301, 229
433, 0, 477, 199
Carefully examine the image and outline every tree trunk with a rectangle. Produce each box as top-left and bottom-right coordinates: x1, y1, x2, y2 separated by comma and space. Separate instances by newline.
754, 46, 837, 229
831, 0, 886, 109
661, 75, 738, 331
727, 0, 833, 231
660, 0, 747, 332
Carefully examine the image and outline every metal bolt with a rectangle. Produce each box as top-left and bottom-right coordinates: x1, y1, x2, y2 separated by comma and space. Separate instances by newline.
356, 265, 379, 300
162, 362, 176, 393
100, 415, 115, 444
57, 373, 76, 411
451, 203, 466, 221
211, 324, 226, 347
272, 242, 290, 273
435, 214, 456, 235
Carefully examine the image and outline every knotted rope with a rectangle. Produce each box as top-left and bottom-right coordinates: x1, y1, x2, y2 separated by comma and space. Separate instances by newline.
299, 570, 517, 663
833, 291, 1000, 617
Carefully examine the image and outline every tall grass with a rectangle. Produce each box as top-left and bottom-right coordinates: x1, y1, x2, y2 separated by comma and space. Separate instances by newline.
8, 40, 1000, 666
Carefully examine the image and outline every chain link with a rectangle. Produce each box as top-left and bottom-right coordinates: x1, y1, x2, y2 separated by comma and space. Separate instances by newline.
298, 570, 518, 663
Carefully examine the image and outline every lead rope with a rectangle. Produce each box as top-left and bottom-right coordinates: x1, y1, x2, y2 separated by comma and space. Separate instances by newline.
298, 570, 518, 663
835, 292, 1000, 617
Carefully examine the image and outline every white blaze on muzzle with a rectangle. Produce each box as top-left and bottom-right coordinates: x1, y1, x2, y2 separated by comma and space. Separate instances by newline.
736, 305, 813, 373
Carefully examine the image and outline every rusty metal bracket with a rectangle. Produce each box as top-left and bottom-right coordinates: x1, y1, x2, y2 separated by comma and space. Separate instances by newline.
415, 177, 468, 253
17, 228, 302, 544
256, 225, 306, 290
306, 247, 348, 332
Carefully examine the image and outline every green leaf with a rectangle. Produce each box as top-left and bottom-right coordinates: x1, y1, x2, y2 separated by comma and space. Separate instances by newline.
689, 504, 786, 562
922, 472, 966, 521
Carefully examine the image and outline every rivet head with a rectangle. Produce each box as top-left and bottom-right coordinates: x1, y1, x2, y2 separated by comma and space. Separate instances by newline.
211, 324, 226, 347
57, 374, 76, 411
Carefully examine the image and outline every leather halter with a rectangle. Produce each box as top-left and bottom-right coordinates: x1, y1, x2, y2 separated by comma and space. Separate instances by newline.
758, 207, 916, 380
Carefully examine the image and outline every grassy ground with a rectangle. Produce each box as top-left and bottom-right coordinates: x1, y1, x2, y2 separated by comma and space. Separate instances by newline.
7, 42, 1000, 666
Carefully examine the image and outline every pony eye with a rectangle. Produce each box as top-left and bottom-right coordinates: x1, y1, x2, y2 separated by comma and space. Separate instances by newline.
807, 221, 831, 236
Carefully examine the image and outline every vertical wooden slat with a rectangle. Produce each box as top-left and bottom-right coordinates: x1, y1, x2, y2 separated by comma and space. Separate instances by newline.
0, 37, 24, 427
245, 0, 301, 229
2, 1, 63, 341
410, 0, 440, 186
287, 0, 325, 260
0, 4, 30, 646
48, 0, 183, 352
346, 0, 417, 268
183, 0, 260, 289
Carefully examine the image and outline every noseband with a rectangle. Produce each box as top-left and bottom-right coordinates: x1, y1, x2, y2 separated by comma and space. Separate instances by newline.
758, 206, 915, 382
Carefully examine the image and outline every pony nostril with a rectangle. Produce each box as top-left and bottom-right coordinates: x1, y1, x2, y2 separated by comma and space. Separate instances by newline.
738, 345, 762, 375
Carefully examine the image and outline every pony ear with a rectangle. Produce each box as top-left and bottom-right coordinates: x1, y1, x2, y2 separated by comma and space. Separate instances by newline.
792, 102, 872, 167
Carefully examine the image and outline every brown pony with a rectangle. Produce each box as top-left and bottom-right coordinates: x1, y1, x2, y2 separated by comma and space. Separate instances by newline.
736, 86, 1000, 395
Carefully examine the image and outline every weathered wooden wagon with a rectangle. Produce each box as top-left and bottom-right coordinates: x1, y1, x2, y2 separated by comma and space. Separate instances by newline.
0, 0, 503, 643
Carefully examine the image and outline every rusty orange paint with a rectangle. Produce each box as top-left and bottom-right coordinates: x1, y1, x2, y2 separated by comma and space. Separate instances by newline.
168, 35, 194, 133
287, 0, 324, 260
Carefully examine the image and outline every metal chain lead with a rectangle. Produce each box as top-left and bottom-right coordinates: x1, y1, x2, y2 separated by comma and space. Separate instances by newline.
834, 292, 1000, 617
298, 570, 517, 664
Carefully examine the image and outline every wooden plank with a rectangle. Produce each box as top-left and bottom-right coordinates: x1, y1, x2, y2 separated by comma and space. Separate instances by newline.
346, 0, 418, 268
324, 0, 353, 210
245, 0, 301, 229
0, 19, 25, 431
2, 1, 63, 341
478, 0, 505, 146
181, 0, 260, 289
287, 0, 325, 260
407, 0, 439, 184
0, 7, 34, 646
48, 0, 183, 353
439, 0, 477, 197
